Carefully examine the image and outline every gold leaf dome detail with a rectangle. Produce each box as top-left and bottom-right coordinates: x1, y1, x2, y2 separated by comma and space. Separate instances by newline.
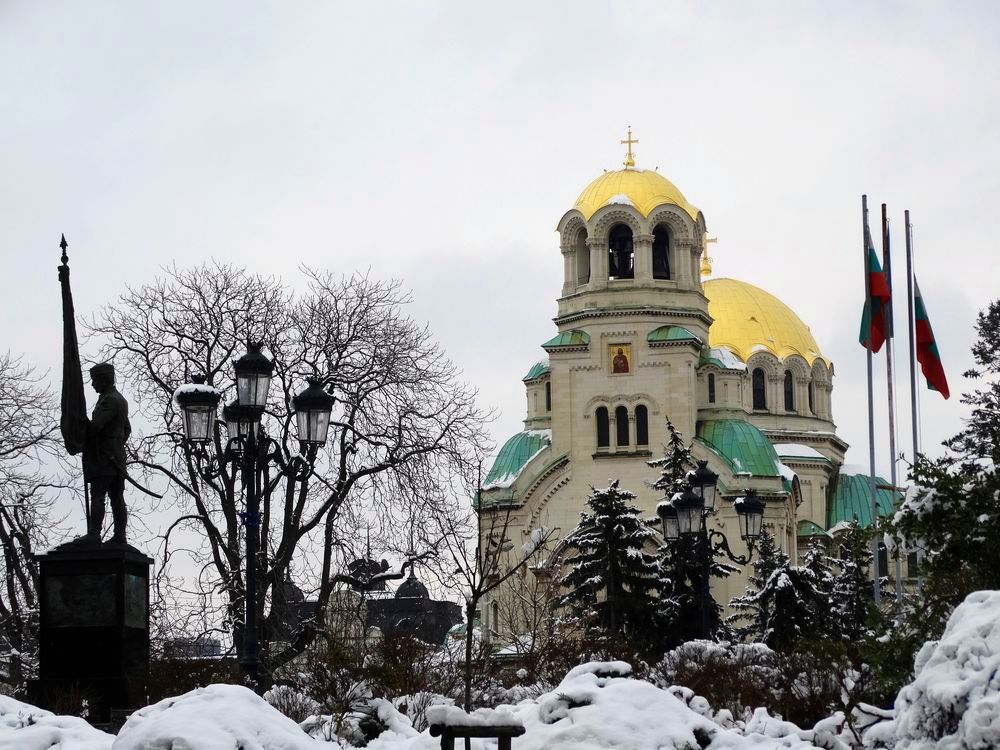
573, 169, 700, 221
704, 278, 827, 366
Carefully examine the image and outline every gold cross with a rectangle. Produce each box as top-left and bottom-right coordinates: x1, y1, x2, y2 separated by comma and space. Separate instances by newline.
620, 126, 638, 168
701, 235, 718, 277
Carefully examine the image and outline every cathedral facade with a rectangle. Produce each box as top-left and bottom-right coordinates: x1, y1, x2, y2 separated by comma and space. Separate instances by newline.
478, 144, 898, 625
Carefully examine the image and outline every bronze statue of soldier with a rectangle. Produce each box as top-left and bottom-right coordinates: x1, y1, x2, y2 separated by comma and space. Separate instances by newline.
81, 362, 131, 544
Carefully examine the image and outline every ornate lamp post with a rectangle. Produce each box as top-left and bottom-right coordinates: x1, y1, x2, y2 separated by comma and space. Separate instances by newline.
656, 460, 766, 639
174, 343, 334, 688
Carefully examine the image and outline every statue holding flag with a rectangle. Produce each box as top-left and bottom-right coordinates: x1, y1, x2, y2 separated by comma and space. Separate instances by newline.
58, 236, 135, 544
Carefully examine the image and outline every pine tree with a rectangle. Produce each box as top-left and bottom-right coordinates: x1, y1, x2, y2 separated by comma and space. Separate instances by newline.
648, 418, 736, 644
559, 480, 665, 654
828, 522, 874, 641
728, 529, 788, 642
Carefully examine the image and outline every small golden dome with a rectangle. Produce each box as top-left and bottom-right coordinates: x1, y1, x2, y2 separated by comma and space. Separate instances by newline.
573, 169, 699, 221
704, 278, 827, 366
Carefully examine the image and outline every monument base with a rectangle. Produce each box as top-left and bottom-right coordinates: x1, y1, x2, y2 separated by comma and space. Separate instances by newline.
31, 540, 152, 725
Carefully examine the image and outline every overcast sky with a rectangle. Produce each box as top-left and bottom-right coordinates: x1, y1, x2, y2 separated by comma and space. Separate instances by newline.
2, 1, 997, 487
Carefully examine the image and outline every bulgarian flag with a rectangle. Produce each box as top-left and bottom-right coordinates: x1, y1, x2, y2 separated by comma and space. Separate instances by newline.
913, 278, 950, 399
859, 225, 891, 353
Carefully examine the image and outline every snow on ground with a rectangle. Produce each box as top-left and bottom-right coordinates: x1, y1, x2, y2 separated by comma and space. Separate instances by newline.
113, 684, 341, 749
0, 693, 113, 750
879, 590, 1000, 749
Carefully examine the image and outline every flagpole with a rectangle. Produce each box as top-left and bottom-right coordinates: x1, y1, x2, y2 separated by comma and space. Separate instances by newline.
881, 204, 903, 608
863, 195, 881, 606
904, 210, 923, 597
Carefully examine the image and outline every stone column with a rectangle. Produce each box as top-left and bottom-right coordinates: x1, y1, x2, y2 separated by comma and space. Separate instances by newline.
588, 238, 608, 290
560, 244, 575, 297
633, 233, 653, 284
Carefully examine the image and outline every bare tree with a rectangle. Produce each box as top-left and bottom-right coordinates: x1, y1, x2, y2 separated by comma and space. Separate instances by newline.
0, 353, 74, 693
86, 263, 489, 681
434, 488, 552, 711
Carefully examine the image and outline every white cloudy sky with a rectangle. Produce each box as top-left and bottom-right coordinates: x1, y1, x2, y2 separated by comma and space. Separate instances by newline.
2, 1, 997, 489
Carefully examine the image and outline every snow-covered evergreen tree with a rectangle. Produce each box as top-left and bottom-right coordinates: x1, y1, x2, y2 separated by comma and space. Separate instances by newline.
648, 417, 692, 498
829, 522, 874, 641
559, 480, 665, 654
727, 529, 788, 641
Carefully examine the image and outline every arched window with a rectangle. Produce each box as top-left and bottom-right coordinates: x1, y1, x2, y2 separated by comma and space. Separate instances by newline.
615, 405, 629, 447
783, 371, 795, 412
708, 373, 716, 404
545, 381, 552, 412
575, 228, 590, 285
635, 405, 648, 446
652, 225, 671, 279
596, 407, 609, 448
490, 601, 500, 631
808, 382, 815, 414
608, 225, 634, 280
752, 368, 767, 410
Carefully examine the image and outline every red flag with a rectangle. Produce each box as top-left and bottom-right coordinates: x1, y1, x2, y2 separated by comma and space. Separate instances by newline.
913, 278, 949, 399
859, 226, 891, 352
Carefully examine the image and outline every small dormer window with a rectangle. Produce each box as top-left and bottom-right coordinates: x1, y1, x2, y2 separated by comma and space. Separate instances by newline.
608, 225, 634, 280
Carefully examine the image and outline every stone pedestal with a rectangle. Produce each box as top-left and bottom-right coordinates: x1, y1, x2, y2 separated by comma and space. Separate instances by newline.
30, 542, 152, 724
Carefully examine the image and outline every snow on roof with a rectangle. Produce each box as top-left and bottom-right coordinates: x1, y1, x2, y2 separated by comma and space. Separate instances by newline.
838, 463, 873, 477
774, 443, 826, 460
704, 346, 748, 371
605, 193, 635, 207
778, 463, 797, 483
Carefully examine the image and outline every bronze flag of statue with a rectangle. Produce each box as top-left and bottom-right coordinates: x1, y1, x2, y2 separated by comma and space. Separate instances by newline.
58, 236, 155, 545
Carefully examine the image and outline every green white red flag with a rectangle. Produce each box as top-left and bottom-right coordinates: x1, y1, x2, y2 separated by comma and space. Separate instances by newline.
913, 278, 949, 399
859, 225, 892, 352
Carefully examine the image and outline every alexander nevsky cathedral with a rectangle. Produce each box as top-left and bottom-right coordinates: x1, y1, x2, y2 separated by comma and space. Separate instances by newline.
478, 135, 898, 615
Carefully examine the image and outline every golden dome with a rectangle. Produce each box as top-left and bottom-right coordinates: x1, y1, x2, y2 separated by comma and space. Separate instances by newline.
704, 278, 827, 365
573, 169, 700, 221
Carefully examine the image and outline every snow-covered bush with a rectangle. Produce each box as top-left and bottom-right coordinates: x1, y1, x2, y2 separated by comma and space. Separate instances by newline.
265, 683, 322, 723
114, 683, 335, 750
0, 693, 113, 750
875, 590, 1000, 748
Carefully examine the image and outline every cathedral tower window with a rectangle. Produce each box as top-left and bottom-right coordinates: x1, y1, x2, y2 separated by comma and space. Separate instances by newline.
575, 228, 590, 285
708, 373, 716, 403
652, 224, 671, 280
752, 368, 767, 410
608, 225, 634, 280
596, 407, 610, 448
615, 405, 629, 447
545, 381, 551, 412
808, 382, 815, 414
783, 370, 795, 412
635, 405, 648, 446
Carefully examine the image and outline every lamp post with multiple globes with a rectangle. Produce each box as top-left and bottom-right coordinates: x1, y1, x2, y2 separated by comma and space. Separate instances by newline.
656, 460, 766, 639
173, 342, 335, 687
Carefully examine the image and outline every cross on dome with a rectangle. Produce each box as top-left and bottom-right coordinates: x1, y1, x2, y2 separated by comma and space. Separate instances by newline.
620, 126, 638, 168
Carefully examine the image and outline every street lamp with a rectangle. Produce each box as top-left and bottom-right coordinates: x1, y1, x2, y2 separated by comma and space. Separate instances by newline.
174, 375, 221, 443
657, 459, 766, 640
292, 378, 336, 446
174, 343, 335, 689
734, 490, 766, 543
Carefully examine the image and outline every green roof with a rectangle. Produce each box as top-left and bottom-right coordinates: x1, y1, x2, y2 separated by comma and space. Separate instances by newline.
483, 430, 551, 490
828, 470, 900, 529
696, 420, 781, 477
542, 330, 590, 349
647, 325, 701, 344
797, 520, 830, 538
522, 360, 551, 381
